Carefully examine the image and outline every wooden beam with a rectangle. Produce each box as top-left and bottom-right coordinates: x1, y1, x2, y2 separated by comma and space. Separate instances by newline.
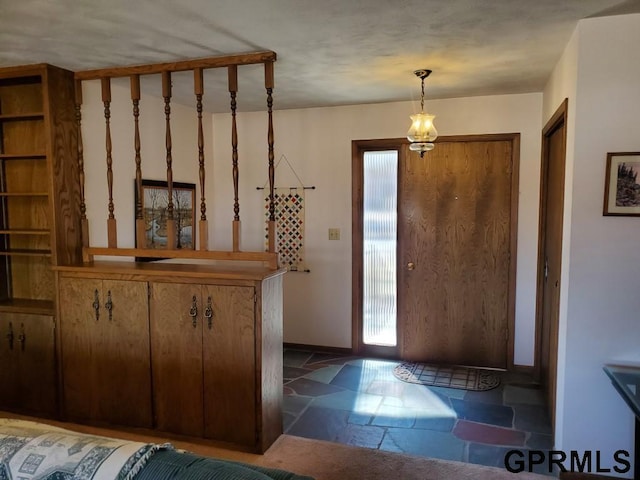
229, 65, 240, 246
228, 65, 238, 93
267, 221, 276, 255
264, 61, 275, 89
233, 220, 241, 252
161, 71, 177, 249
75, 51, 277, 80
74, 79, 89, 249
194, 67, 208, 250
101, 77, 117, 248
131, 74, 146, 249
83, 247, 279, 270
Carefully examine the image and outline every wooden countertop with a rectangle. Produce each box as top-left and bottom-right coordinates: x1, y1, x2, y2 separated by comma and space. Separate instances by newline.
55, 260, 286, 282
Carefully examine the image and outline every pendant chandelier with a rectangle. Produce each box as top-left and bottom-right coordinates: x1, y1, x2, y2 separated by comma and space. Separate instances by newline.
407, 69, 438, 157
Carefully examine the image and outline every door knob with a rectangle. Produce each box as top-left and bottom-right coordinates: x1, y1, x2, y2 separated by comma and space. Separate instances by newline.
407, 262, 415, 270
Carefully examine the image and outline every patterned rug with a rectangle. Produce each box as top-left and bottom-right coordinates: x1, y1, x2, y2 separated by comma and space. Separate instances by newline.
393, 362, 501, 391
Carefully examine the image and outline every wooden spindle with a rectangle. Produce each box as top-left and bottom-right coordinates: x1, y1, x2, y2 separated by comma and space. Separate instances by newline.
102, 77, 117, 248
229, 65, 241, 252
131, 74, 146, 249
75, 80, 90, 249
265, 62, 276, 254
195, 68, 208, 250
162, 71, 177, 249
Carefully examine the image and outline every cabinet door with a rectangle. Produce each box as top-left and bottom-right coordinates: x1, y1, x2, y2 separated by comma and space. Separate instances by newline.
95, 279, 151, 427
0, 315, 19, 409
60, 277, 152, 427
203, 285, 256, 445
59, 277, 102, 421
0, 313, 56, 414
150, 282, 204, 437
15, 314, 56, 415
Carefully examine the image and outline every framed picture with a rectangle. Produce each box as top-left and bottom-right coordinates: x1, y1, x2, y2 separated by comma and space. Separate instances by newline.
135, 179, 196, 250
603, 152, 640, 216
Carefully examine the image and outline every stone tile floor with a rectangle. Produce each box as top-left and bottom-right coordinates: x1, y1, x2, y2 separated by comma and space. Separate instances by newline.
283, 349, 553, 475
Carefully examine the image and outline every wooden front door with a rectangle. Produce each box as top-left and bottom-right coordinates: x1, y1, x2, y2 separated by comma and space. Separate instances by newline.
398, 135, 519, 368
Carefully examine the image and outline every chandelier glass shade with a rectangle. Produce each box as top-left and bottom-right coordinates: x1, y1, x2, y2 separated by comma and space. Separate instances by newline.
407, 69, 437, 156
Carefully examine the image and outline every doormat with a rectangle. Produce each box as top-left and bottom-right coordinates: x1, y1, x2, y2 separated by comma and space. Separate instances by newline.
393, 362, 501, 391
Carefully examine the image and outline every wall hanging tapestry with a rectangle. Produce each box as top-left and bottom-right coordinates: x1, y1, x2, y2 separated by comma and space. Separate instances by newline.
265, 189, 306, 270
393, 362, 501, 391
261, 155, 313, 271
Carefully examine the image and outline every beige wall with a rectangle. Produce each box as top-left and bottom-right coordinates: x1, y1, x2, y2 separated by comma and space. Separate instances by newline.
546, 13, 640, 469
541, 25, 579, 449
212, 93, 543, 366
79, 77, 542, 367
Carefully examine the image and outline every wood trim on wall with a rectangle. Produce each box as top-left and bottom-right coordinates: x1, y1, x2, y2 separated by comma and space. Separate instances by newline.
75, 51, 276, 80
534, 98, 569, 381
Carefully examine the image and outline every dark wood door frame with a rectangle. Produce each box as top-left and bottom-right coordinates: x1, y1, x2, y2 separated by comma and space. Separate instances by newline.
534, 99, 568, 429
351, 138, 403, 359
352, 134, 520, 369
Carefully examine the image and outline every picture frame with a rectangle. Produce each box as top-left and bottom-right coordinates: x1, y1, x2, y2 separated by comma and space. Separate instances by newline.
603, 152, 640, 216
135, 179, 196, 251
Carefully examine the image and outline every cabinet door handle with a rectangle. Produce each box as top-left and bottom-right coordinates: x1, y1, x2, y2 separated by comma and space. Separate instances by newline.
6, 322, 14, 350
105, 290, 113, 321
93, 289, 100, 321
204, 296, 213, 329
18, 324, 25, 352
189, 295, 198, 327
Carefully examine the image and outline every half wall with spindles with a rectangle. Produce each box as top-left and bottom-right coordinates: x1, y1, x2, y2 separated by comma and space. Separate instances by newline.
74, 51, 278, 269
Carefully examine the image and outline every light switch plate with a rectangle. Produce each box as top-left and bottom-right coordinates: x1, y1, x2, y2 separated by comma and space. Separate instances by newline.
328, 228, 340, 240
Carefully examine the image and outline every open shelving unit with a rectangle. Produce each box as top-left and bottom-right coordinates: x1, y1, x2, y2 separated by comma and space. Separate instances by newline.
0, 64, 81, 416
0, 66, 81, 316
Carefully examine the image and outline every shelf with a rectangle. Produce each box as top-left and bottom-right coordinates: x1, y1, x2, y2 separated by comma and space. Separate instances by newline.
0, 153, 47, 160
0, 229, 49, 235
0, 113, 44, 122
0, 298, 54, 315
0, 248, 51, 257
0, 192, 48, 197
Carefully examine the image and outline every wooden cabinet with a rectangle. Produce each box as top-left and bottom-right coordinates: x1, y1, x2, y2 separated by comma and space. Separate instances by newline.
150, 282, 256, 445
0, 64, 81, 417
0, 64, 81, 314
56, 262, 284, 452
58, 276, 152, 428
0, 312, 56, 415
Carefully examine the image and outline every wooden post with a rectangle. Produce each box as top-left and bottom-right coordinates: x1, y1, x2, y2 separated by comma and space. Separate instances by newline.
194, 67, 208, 250
162, 71, 176, 249
75, 80, 90, 249
229, 65, 241, 252
131, 74, 147, 249
265, 61, 276, 254
102, 77, 117, 248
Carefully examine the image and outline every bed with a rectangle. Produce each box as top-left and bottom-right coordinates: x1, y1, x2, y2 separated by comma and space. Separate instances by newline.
0, 419, 312, 480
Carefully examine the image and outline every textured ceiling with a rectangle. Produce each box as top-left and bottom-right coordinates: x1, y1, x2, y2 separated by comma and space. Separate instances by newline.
1, 0, 638, 112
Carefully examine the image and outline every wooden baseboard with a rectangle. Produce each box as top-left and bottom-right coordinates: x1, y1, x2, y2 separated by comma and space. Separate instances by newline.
510, 364, 535, 375
284, 342, 352, 356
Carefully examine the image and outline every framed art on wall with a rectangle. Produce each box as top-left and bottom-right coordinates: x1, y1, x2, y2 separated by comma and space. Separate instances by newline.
603, 152, 640, 216
135, 179, 196, 249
